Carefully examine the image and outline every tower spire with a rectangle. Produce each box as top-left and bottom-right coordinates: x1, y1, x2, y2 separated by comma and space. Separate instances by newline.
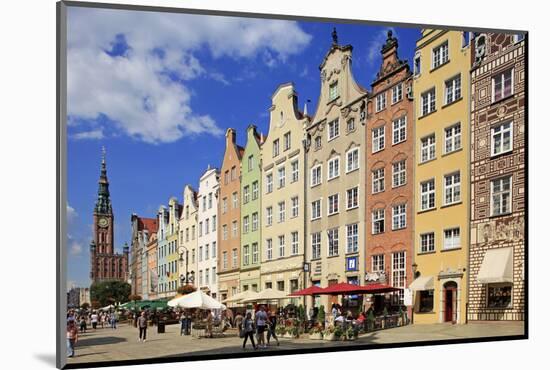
332, 27, 338, 45
95, 146, 112, 214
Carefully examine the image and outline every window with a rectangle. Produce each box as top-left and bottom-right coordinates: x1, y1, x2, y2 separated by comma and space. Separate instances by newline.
327, 228, 339, 256
328, 119, 340, 141
462, 31, 471, 48
222, 251, 228, 269
392, 83, 403, 104
421, 134, 436, 162
278, 166, 286, 188
252, 181, 259, 200
252, 243, 259, 264
266, 206, 273, 226
445, 75, 461, 105
252, 212, 258, 231
199, 246, 203, 262
232, 192, 238, 209
232, 249, 237, 268
277, 281, 285, 292
432, 42, 449, 68
346, 148, 359, 172
444, 172, 461, 205
266, 239, 273, 260
265, 282, 272, 289
232, 221, 238, 237
311, 232, 321, 259
392, 204, 407, 230
198, 222, 203, 237
202, 196, 207, 212
222, 224, 228, 240
208, 193, 212, 209
372, 209, 385, 234
419, 290, 434, 312
314, 136, 322, 150
372, 254, 384, 273
346, 187, 359, 209
291, 160, 299, 183
421, 88, 436, 116
328, 194, 339, 215
443, 228, 460, 249
243, 245, 250, 266
212, 267, 216, 282
392, 251, 406, 303
311, 165, 322, 187
329, 81, 339, 100
278, 201, 286, 223
278, 235, 285, 258
224, 171, 229, 185
492, 69, 513, 102
284, 132, 291, 151
392, 160, 406, 188
392, 116, 407, 144
231, 166, 236, 181
444, 123, 462, 153
311, 200, 321, 220
491, 176, 512, 216
291, 196, 299, 218
372, 126, 385, 152
205, 269, 210, 285
491, 121, 513, 156
185, 228, 189, 242
212, 242, 216, 258
376, 93, 387, 112
346, 223, 359, 253
291, 231, 299, 255
266, 173, 273, 193
247, 155, 254, 172
273, 139, 280, 157
372, 168, 385, 193
328, 157, 340, 180
199, 270, 203, 286
420, 179, 436, 210
222, 197, 227, 214
414, 52, 421, 76
347, 118, 355, 132
420, 233, 435, 253
243, 185, 250, 204
487, 284, 512, 308
243, 216, 249, 234
205, 218, 210, 234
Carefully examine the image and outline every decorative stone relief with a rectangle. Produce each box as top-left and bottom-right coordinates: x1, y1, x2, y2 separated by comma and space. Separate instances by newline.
477, 215, 525, 245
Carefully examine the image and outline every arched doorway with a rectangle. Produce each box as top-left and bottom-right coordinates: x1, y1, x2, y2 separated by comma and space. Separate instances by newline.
443, 281, 457, 323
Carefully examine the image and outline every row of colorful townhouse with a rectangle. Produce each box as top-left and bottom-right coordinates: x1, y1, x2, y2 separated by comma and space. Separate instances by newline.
129, 28, 526, 324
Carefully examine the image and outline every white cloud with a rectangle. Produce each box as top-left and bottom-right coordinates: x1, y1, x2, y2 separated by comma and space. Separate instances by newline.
70, 241, 84, 256
366, 28, 397, 65
71, 128, 104, 140
67, 8, 312, 144
67, 203, 77, 221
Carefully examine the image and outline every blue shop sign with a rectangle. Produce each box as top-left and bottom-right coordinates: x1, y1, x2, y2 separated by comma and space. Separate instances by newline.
346, 256, 358, 271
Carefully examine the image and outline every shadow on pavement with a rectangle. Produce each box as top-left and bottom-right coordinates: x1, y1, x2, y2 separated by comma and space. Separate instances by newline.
77, 336, 127, 347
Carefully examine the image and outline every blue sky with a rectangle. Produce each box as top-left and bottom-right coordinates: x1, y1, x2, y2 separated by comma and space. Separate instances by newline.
66, 6, 421, 289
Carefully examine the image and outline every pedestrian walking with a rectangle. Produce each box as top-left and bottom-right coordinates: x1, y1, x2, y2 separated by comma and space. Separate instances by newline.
255, 305, 268, 348
242, 312, 257, 350
206, 310, 214, 338
78, 315, 87, 333
111, 311, 118, 329
66, 319, 79, 358
137, 311, 148, 342
90, 311, 98, 330
266, 310, 280, 346
234, 312, 244, 332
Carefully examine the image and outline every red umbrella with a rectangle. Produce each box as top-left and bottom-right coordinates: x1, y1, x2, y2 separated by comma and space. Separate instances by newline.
319, 282, 401, 295
289, 286, 326, 296
353, 283, 401, 294
321, 282, 362, 295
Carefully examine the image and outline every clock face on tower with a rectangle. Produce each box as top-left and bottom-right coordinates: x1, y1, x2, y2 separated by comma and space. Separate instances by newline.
98, 217, 109, 228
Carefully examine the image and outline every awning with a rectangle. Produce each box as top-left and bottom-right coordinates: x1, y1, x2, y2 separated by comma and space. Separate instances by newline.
477, 247, 513, 284
408, 276, 434, 291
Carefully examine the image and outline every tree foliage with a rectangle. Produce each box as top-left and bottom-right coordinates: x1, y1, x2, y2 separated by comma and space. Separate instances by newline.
90, 280, 131, 307
128, 294, 142, 301
80, 302, 90, 310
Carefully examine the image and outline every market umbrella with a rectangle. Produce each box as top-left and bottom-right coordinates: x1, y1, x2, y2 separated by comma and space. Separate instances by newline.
288, 286, 326, 296
241, 288, 289, 303
99, 304, 114, 311
140, 300, 168, 310
222, 289, 257, 303
168, 290, 226, 310
354, 283, 401, 294
319, 282, 366, 295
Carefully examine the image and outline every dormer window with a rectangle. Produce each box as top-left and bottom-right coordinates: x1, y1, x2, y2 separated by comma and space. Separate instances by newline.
329, 81, 339, 101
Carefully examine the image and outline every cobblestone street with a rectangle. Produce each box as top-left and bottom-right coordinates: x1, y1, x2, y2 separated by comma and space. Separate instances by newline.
66, 321, 525, 365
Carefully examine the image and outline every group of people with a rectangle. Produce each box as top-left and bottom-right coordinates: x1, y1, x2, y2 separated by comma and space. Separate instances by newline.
235, 305, 280, 350
65, 308, 120, 358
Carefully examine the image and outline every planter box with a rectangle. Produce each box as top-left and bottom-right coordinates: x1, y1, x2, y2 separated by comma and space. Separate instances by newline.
323, 333, 337, 341
283, 333, 293, 338
309, 333, 323, 340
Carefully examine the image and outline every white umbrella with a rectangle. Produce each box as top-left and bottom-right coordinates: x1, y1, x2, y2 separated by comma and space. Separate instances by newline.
222, 289, 257, 303
100, 304, 114, 311
240, 288, 289, 303
168, 290, 226, 310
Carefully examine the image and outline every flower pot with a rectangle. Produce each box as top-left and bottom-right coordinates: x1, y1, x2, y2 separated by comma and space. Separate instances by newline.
323, 333, 337, 341
309, 333, 323, 340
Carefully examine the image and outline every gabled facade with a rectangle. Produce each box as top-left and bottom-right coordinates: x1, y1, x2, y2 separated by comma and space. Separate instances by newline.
305, 30, 368, 309
240, 125, 263, 293
197, 167, 220, 299
156, 205, 170, 298
411, 29, 471, 324
468, 32, 525, 321
260, 83, 308, 302
178, 185, 199, 287
166, 197, 181, 296
217, 128, 244, 302
365, 31, 414, 310
130, 214, 158, 299
146, 229, 158, 300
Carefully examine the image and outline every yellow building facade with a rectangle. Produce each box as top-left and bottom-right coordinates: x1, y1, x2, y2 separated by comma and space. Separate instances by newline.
411, 30, 471, 324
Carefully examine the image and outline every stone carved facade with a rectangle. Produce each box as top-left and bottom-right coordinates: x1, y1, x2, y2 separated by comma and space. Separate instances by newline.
468, 33, 525, 321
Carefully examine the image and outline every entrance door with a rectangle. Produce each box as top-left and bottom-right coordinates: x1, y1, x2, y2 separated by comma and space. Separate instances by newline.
443, 281, 457, 323
328, 279, 339, 306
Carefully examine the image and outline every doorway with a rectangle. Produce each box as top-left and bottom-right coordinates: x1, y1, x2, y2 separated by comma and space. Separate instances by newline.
443, 281, 457, 323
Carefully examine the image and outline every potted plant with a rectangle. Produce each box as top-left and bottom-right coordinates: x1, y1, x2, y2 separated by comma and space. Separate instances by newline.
367, 310, 375, 331
308, 325, 323, 340
322, 325, 337, 341
317, 305, 325, 328
334, 325, 344, 341
275, 325, 286, 337
287, 325, 300, 338
345, 326, 358, 341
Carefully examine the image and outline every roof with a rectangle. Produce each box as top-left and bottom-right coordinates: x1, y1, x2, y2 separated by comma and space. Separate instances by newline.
237, 145, 245, 159
137, 217, 158, 233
